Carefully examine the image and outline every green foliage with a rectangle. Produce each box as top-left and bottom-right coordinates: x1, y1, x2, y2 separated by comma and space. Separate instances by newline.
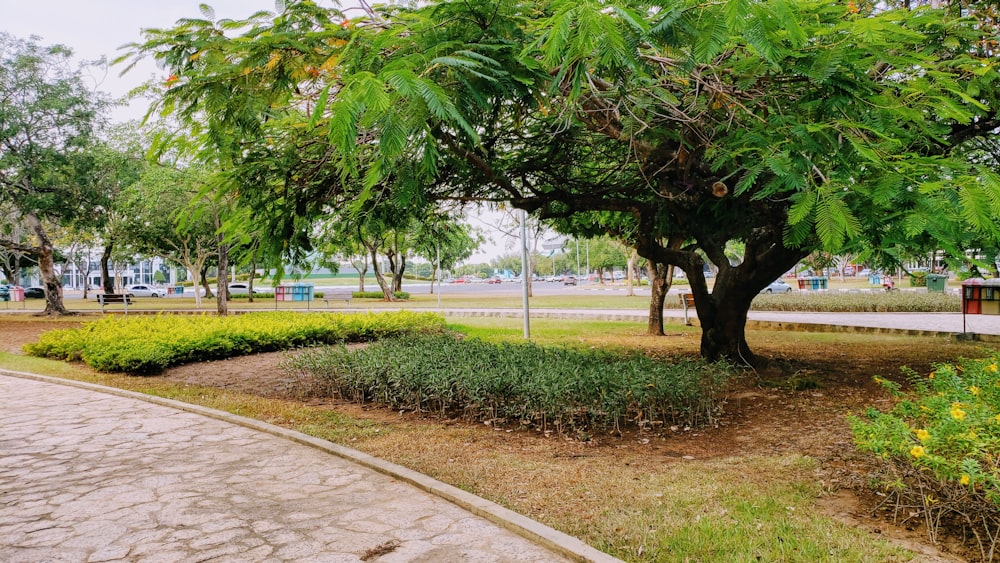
286, 334, 731, 433
24, 312, 445, 374
851, 355, 1000, 558
908, 270, 928, 287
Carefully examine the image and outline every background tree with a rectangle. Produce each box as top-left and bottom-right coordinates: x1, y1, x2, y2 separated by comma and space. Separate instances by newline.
412, 215, 482, 293
0, 33, 110, 314
122, 165, 218, 308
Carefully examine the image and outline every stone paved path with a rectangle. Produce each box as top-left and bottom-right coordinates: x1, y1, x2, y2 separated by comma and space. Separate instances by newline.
0, 375, 590, 563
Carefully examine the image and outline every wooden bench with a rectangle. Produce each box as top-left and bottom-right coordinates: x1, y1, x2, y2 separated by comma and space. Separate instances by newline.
322, 289, 354, 308
97, 293, 133, 314
679, 293, 695, 325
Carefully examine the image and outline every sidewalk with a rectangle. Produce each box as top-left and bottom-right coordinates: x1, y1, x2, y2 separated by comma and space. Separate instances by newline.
432, 307, 1000, 338
0, 373, 619, 563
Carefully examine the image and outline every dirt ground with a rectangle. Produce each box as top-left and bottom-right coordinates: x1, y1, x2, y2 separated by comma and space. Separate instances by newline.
3, 318, 989, 561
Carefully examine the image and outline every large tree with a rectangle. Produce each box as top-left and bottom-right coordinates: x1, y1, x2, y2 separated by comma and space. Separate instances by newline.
126, 1, 1000, 363
0, 34, 111, 315
121, 165, 219, 308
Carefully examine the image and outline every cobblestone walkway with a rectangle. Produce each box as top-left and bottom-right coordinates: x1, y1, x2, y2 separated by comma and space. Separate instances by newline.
0, 375, 594, 563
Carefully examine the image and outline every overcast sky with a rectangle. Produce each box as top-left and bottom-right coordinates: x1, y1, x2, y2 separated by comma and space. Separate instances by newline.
0, 0, 529, 263
1, 1, 308, 121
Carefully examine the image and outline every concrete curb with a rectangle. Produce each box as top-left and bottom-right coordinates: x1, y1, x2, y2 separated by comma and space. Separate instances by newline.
0, 369, 623, 563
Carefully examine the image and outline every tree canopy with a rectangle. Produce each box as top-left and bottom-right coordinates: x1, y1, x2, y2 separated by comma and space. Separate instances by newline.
125, 0, 1000, 362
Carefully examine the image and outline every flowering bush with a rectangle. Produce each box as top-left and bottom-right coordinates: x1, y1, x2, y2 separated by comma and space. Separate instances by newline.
851, 355, 1000, 559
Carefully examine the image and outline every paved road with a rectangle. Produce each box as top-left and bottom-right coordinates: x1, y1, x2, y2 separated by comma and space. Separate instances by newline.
1, 375, 615, 563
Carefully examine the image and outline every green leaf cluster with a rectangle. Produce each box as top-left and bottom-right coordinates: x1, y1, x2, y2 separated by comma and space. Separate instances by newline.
287, 334, 731, 432
24, 311, 445, 374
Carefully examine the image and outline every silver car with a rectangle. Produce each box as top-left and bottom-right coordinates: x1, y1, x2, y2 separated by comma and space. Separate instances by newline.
760, 279, 792, 294
126, 284, 166, 297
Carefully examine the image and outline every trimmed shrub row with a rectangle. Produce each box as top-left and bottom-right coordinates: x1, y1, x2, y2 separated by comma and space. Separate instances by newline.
749, 291, 960, 313
24, 311, 445, 375
286, 334, 732, 433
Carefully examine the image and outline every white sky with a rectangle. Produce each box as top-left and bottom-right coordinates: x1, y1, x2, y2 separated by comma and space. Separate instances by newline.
0, 0, 521, 262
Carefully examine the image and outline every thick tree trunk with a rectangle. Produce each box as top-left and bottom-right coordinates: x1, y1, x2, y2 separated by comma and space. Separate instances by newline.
200, 265, 214, 299
26, 214, 70, 316
393, 254, 406, 293
352, 256, 368, 293
369, 247, 395, 301
698, 296, 755, 364
626, 250, 639, 297
216, 234, 229, 316
646, 261, 671, 336
100, 242, 114, 293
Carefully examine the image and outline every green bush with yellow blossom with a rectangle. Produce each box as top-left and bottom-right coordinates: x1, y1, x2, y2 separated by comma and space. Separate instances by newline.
850, 355, 1000, 558
24, 311, 445, 375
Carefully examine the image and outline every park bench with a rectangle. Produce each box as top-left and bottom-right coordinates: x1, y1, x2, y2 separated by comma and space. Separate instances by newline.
679, 293, 695, 326
322, 288, 354, 308
97, 293, 133, 314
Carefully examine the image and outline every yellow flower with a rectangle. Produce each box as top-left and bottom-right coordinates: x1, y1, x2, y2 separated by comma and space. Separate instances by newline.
929, 371, 935, 379
989, 363, 998, 373
970, 386, 981, 396
995, 414, 1000, 424
915, 429, 930, 442
967, 430, 978, 440
961, 475, 971, 486
951, 403, 967, 421
910, 446, 926, 458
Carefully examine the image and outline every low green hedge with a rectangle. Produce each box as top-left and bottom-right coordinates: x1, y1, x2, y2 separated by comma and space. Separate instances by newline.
24, 311, 445, 375
286, 334, 731, 433
851, 354, 1000, 559
749, 291, 960, 313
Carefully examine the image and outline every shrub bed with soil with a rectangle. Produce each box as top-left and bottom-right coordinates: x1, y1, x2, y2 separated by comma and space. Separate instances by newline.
285, 333, 732, 434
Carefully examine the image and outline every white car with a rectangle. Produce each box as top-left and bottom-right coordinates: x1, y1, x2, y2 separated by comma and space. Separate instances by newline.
126, 284, 166, 297
228, 282, 262, 295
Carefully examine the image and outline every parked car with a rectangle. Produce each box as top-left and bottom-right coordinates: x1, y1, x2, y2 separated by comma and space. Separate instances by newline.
486, 277, 503, 285
563, 275, 577, 286
228, 282, 261, 295
125, 284, 166, 297
23, 286, 46, 298
760, 279, 792, 294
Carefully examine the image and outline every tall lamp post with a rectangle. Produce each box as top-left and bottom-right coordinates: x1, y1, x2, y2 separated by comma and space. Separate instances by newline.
520, 209, 530, 339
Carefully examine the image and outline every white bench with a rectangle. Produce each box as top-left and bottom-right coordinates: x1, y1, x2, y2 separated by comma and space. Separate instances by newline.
97, 293, 133, 314
323, 289, 354, 308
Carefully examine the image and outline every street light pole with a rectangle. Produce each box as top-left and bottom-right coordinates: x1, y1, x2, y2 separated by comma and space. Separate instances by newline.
520, 209, 530, 339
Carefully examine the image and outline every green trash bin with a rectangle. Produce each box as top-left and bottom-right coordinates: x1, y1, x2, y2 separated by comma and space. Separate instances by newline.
926, 274, 947, 293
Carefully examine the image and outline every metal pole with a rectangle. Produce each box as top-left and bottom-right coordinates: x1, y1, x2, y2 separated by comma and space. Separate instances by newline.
436, 242, 442, 312
520, 209, 530, 339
